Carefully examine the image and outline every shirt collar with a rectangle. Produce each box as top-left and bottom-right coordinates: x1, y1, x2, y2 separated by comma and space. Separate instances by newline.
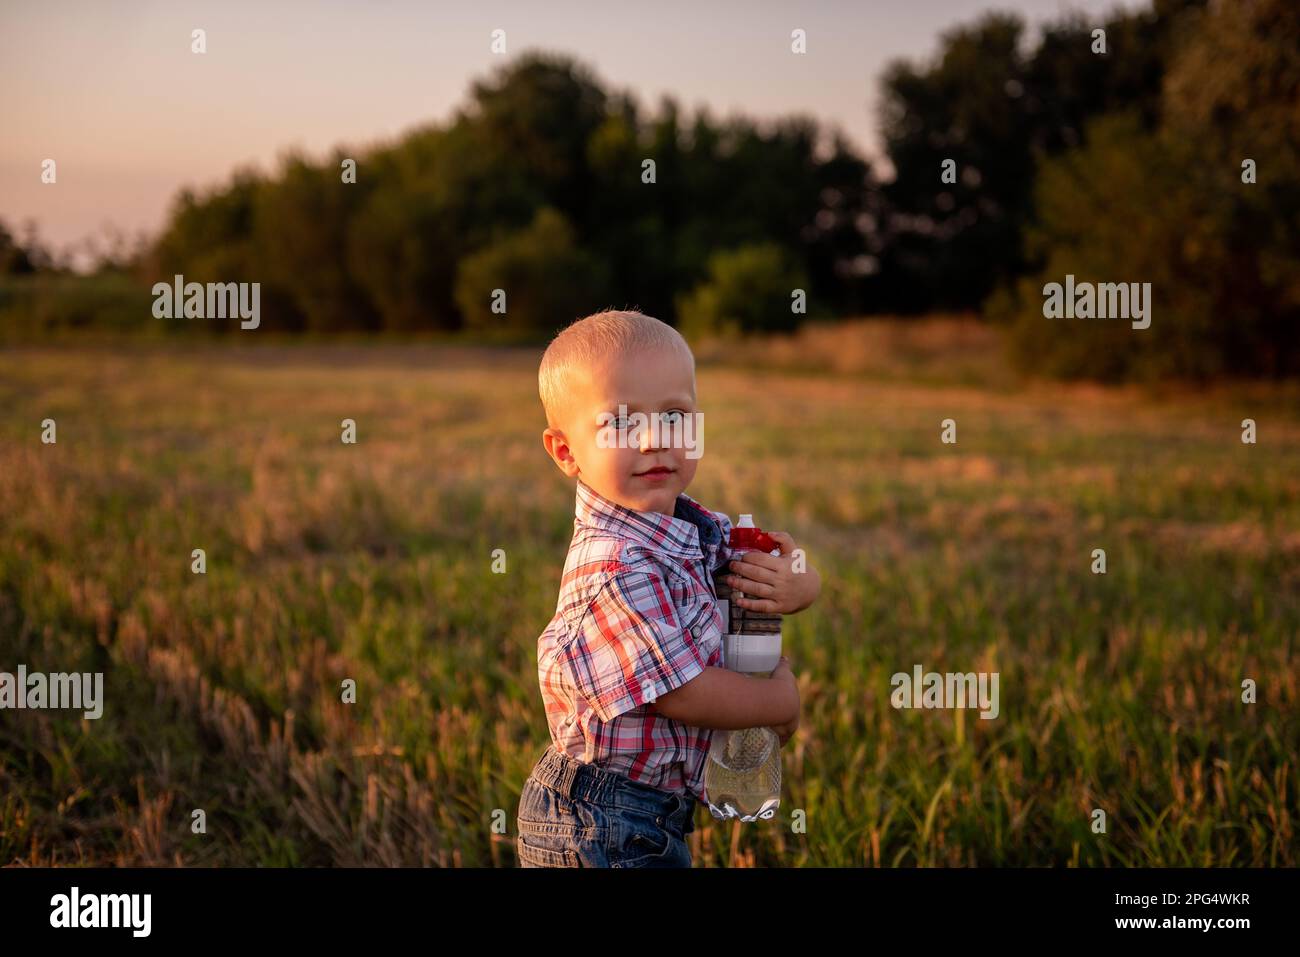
575, 478, 723, 560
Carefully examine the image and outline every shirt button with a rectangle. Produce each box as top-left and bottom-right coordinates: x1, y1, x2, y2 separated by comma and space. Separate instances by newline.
656, 816, 664, 827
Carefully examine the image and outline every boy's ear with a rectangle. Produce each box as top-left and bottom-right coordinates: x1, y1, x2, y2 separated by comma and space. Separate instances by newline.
542, 428, 580, 478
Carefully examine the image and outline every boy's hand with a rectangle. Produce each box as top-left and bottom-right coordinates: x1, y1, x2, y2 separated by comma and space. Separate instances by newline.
767, 656, 800, 746
724, 531, 821, 614
770, 713, 800, 747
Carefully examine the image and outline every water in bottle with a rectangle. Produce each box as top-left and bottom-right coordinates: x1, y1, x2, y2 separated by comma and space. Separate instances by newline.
704, 513, 784, 821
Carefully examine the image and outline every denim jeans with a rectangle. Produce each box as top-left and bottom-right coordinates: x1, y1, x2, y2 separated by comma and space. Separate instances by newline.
516, 745, 696, 867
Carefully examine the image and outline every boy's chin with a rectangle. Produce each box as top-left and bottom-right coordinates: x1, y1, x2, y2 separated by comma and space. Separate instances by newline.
614, 483, 680, 513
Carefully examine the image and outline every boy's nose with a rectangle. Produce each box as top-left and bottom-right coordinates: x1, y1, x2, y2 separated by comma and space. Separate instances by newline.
639, 422, 664, 452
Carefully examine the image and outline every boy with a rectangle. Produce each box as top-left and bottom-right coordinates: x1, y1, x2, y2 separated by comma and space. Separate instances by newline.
517, 309, 820, 867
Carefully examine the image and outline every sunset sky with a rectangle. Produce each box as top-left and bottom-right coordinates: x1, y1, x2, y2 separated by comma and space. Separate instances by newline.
2, 0, 1138, 259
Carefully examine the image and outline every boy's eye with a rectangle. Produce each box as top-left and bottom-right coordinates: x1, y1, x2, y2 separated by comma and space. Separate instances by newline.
603, 410, 686, 431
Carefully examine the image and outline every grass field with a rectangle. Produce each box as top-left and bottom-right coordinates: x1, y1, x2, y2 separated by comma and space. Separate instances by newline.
1, 325, 1297, 866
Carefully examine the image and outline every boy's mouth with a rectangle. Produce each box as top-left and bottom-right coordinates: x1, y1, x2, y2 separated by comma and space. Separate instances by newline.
634, 466, 675, 478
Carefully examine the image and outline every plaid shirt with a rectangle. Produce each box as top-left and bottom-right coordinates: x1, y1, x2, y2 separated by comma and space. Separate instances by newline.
536, 478, 733, 804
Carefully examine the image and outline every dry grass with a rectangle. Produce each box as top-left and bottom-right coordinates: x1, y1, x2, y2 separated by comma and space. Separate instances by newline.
692, 315, 1012, 387
1, 328, 1296, 866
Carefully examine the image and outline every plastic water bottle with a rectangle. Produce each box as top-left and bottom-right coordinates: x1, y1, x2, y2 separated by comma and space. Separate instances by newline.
704, 514, 783, 822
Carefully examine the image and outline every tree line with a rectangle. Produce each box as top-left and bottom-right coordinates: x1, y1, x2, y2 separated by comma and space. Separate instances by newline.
3, 0, 1296, 379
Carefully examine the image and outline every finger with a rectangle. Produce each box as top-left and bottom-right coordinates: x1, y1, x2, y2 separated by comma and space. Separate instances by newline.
728, 557, 779, 582
767, 531, 797, 552
732, 550, 783, 572
735, 595, 779, 613
730, 577, 774, 598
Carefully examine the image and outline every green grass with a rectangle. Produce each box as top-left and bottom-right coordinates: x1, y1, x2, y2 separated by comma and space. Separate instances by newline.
0, 337, 1296, 866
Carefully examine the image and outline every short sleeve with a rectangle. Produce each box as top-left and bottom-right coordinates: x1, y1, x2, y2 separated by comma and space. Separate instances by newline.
561, 571, 708, 722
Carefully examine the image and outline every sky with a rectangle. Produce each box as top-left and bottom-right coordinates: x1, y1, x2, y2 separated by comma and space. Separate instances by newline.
1, 0, 1142, 260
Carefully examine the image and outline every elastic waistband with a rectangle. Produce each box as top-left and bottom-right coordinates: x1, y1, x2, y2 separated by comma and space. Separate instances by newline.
529, 745, 694, 829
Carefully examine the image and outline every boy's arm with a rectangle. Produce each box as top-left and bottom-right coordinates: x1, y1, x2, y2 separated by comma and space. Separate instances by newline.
560, 567, 796, 730
652, 664, 797, 730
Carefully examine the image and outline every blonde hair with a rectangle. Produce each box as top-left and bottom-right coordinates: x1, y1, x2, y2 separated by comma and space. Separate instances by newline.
538, 309, 695, 430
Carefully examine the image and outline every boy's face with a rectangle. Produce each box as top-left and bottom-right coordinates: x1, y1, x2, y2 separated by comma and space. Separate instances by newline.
543, 346, 700, 517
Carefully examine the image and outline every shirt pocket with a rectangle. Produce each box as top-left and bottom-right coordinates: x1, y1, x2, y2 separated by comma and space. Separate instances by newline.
680, 597, 723, 665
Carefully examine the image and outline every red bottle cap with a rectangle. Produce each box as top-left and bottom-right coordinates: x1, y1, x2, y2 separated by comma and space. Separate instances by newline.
729, 516, 781, 555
